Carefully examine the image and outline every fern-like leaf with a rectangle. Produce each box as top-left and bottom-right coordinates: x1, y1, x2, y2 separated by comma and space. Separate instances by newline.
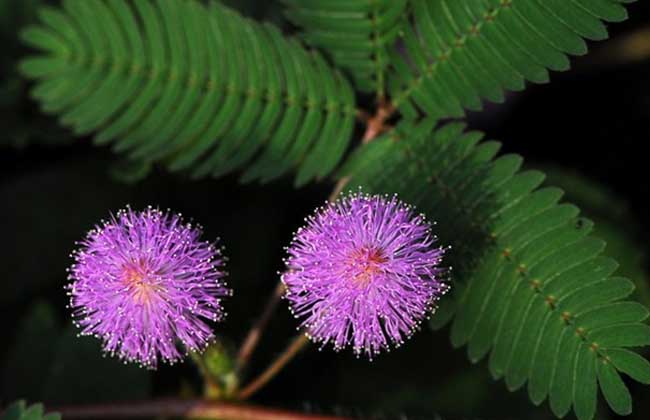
282, 0, 408, 97
388, 0, 632, 120
339, 119, 650, 420
19, 0, 357, 186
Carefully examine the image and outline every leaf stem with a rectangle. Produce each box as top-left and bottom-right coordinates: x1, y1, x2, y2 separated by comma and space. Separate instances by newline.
190, 351, 223, 399
362, 98, 395, 144
330, 99, 395, 201
52, 398, 351, 420
237, 334, 310, 400
237, 282, 286, 371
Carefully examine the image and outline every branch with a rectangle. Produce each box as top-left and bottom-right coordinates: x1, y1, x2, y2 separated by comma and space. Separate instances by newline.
362, 99, 395, 144
237, 282, 286, 370
238, 335, 310, 400
53, 399, 351, 420
329, 99, 394, 202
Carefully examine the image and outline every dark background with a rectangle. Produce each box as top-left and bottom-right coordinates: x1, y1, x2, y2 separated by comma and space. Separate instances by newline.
1, 1, 650, 419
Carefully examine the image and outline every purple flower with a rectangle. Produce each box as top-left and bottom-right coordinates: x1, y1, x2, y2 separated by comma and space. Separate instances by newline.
282, 193, 449, 358
67, 206, 230, 368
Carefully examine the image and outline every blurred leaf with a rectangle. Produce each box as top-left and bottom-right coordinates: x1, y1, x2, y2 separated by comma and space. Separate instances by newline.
0, 0, 42, 47
203, 340, 235, 378
42, 326, 151, 403
109, 158, 152, 185
0, 0, 73, 149
0, 401, 60, 420
1, 301, 60, 400
1, 298, 151, 403
0, 0, 37, 104
429, 285, 460, 331
221, 0, 283, 23
192, 339, 238, 399
0, 155, 132, 306
383, 368, 491, 417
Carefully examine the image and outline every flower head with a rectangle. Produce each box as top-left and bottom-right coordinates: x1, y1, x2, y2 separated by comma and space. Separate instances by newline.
282, 193, 449, 358
67, 206, 230, 368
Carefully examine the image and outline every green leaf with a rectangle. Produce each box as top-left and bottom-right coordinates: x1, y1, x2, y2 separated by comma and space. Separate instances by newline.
0, 401, 60, 420
429, 285, 460, 330
576, 303, 649, 331
109, 158, 152, 184
587, 324, 650, 348
281, 0, 407, 96
19, 404, 44, 420
42, 326, 151, 403
572, 344, 597, 420
0, 0, 42, 46
19, 0, 356, 186
597, 360, 632, 415
387, 0, 631, 120
1, 302, 60, 400
540, 165, 650, 308
1, 301, 151, 403
606, 348, 650, 384
191, 339, 238, 399
340, 118, 650, 419
0, 401, 26, 420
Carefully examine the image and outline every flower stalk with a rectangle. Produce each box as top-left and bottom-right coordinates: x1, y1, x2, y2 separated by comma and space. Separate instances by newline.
236, 282, 287, 372
237, 334, 310, 400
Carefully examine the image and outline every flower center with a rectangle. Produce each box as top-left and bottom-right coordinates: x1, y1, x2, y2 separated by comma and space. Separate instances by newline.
348, 246, 387, 286
121, 261, 164, 305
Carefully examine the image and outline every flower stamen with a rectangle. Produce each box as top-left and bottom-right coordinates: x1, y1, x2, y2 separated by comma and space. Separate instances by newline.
348, 246, 387, 287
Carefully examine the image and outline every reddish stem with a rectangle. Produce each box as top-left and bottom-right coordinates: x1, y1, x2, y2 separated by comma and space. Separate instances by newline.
329, 100, 394, 201
53, 399, 351, 420
362, 99, 395, 144
237, 282, 286, 370
238, 335, 310, 400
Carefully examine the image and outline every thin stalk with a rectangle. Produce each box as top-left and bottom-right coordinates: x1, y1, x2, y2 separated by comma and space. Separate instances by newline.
190, 351, 223, 399
330, 100, 395, 202
237, 335, 310, 400
236, 282, 286, 371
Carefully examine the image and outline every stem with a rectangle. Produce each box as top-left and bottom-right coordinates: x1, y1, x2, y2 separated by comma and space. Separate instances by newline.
190, 351, 223, 399
237, 282, 286, 370
328, 177, 351, 203
53, 399, 351, 420
362, 99, 395, 145
238, 335, 310, 400
329, 99, 395, 202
